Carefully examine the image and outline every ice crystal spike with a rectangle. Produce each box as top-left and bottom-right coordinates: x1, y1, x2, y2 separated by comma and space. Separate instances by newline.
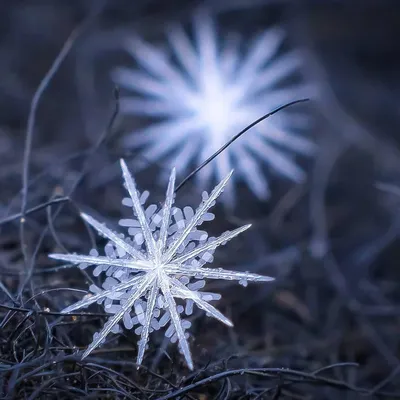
49, 159, 274, 369
113, 11, 316, 205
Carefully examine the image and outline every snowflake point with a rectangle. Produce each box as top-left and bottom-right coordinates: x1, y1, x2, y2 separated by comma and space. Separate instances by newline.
80, 211, 91, 223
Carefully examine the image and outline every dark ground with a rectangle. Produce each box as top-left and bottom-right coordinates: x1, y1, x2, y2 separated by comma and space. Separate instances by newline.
0, 0, 400, 398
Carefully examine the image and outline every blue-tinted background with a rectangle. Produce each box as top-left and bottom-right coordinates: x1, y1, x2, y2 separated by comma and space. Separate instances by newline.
0, 1, 399, 398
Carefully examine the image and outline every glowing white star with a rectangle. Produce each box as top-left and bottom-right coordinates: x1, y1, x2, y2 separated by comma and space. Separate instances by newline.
113, 12, 315, 205
49, 159, 273, 369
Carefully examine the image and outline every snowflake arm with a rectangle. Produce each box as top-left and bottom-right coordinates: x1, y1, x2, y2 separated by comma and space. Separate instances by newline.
48, 253, 150, 271
234, 146, 270, 200
258, 121, 315, 155
171, 224, 251, 265
82, 272, 156, 359
127, 37, 195, 97
159, 273, 193, 370
80, 212, 146, 260
137, 280, 159, 366
120, 159, 157, 257
168, 265, 274, 283
168, 25, 198, 79
61, 274, 145, 314
162, 170, 233, 263
158, 167, 176, 252
249, 135, 306, 182
171, 277, 233, 327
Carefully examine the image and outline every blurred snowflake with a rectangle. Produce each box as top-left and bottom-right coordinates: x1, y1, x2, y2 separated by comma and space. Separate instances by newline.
49, 159, 273, 369
113, 12, 315, 205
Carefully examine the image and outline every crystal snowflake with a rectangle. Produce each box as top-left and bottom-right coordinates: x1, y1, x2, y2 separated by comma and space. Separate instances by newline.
49, 159, 273, 369
113, 12, 315, 205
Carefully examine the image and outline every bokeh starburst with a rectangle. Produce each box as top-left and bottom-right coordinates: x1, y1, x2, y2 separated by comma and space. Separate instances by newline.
113, 12, 315, 205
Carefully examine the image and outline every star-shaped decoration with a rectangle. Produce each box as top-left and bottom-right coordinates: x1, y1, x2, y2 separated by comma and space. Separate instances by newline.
49, 159, 273, 369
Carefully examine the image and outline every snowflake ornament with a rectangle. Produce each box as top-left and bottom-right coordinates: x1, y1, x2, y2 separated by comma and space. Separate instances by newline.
113, 12, 315, 205
49, 159, 273, 369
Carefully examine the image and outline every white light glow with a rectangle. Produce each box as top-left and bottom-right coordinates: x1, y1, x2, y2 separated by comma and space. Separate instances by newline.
113, 11, 316, 205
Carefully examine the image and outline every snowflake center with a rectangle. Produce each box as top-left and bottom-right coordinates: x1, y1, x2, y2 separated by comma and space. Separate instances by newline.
153, 261, 165, 270
150, 256, 174, 272
196, 76, 236, 144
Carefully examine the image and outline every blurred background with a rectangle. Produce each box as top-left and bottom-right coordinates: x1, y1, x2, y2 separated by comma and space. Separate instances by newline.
0, 0, 400, 398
